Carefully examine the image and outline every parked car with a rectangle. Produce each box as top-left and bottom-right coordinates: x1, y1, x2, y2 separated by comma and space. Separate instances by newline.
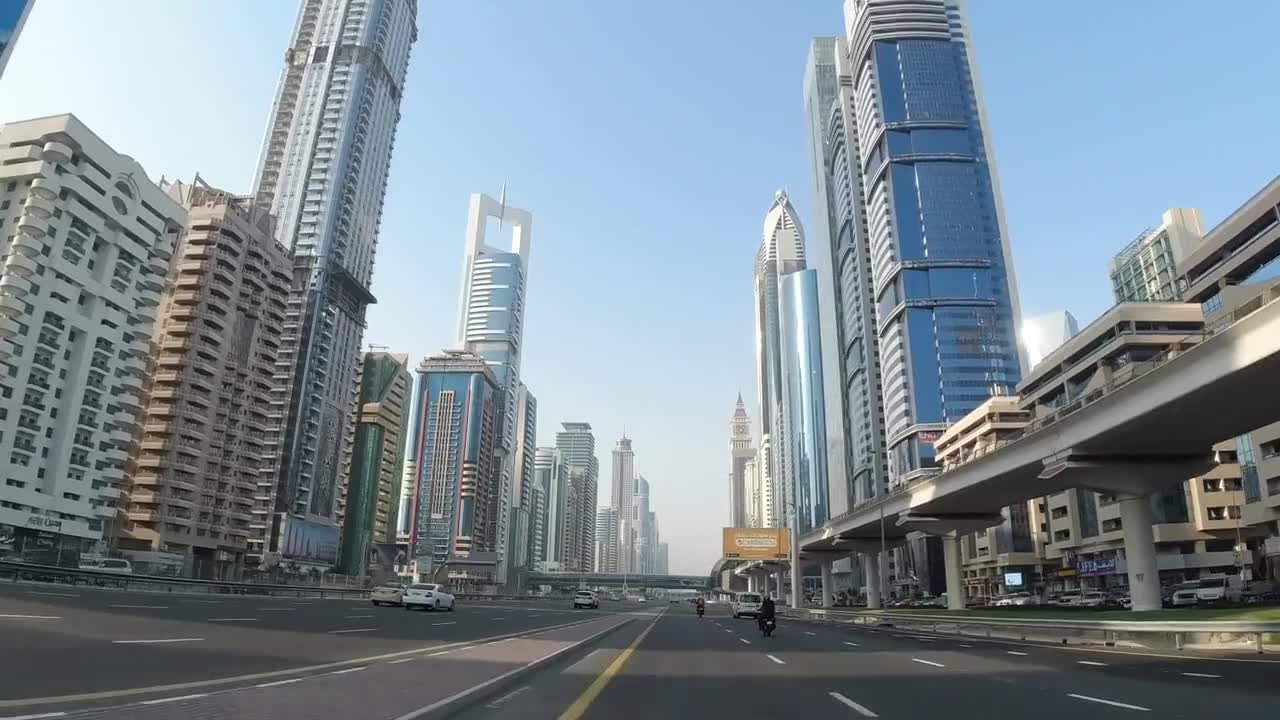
732, 592, 764, 619
403, 583, 455, 611
1048, 591, 1081, 607
1080, 591, 1108, 608
1193, 575, 1244, 605
370, 583, 405, 607
1170, 581, 1203, 607
994, 592, 1036, 607
573, 590, 599, 609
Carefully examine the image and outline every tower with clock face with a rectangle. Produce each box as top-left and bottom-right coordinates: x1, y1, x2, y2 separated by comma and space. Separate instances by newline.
728, 394, 756, 528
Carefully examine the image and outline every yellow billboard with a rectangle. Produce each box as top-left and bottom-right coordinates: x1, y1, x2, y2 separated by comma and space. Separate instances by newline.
722, 527, 791, 560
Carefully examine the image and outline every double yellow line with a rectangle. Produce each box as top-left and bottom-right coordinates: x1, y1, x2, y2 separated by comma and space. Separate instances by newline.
556, 609, 665, 720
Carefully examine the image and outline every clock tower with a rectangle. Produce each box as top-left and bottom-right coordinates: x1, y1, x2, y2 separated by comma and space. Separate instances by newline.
728, 393, 757, 528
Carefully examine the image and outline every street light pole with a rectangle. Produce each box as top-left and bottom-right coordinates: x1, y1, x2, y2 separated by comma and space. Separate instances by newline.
878, 498, 887, 604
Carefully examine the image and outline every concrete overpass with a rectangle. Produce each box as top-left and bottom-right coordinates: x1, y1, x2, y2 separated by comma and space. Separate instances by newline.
527, 571, 711, 590
801, 293, 1280, 610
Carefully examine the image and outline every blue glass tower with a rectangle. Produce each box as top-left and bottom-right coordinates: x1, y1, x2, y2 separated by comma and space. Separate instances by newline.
845, 0, 1024, 487
779, 269, 830, 534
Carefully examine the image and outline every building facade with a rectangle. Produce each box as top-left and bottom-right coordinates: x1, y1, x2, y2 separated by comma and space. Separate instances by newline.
727, 394, 755, 528
656, 541, 670, 575
779, 268, 830, 534
455, 192, 532, 584
754, 191, 806, 529
117, 177, 290, 578
555, 422, 598, 573
1178, 176, 1280, 581
610, 435, 637, 572
842, 0, 1024, 488
336, 351, 411, 576
404, 350, 499, 580
1022, 310, 1080, 370
0, 115, 184, 561
0, 0, 35, 80
252, 0, 417, 569
507, 382, 537, 581
1109, 208, 1203, 303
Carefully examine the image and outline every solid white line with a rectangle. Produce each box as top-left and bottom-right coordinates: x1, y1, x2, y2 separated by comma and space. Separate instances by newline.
112, 638, 204, 644
328, 628, 377, 634
739, 638, 751, 645
432, 622, 457, 626
491, 617, 504, 620
253, 678, 303, 688
804, 631, 817, 636
207, 618, 258, 622
329, 666, 366, 675
257, 608, 295, 612
1077, 660, 1107, 667
1007, 651, 1028, 656
1067, 693, 1150, 711
766, 654, 785, 665
959, 644, 974, 648
25, 591, 77, 598
108, 605, 167, 610
0, 614, 60, 620
387, 658, 416, 664
911, 658, 945, 668
843, 641, 860, 647
138, 693, 207, 706
0, 712, 68, 719
829, 691, 878, 717
1181, 672, 1222, 678
180, 600, 221, 604
345, 614, 375, 619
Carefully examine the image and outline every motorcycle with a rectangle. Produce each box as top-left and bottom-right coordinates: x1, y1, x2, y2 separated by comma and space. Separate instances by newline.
759, 617, 776, 637
696, 605, 705, 619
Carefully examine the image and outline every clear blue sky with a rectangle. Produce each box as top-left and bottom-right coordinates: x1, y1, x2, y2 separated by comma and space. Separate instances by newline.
2, 1, 1277, 575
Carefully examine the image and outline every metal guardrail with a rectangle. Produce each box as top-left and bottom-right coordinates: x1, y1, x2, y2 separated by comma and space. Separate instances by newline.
0, 560, 370, 599
787, 607, 1280, 653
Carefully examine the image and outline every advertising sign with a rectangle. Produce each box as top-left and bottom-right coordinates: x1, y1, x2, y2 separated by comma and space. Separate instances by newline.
280, 515, 340, 564
1003, 571, 1024, 587
722, 527, 791, 560
1077, 553, 1118, 576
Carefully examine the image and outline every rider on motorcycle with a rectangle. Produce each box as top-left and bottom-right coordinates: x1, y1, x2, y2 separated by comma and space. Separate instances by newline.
757, 595, 776, 632
695, 596, 705, 617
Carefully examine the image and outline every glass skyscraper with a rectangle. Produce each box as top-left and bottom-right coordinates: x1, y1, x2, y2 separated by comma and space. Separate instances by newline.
252, 0, 418, 567
0, 0, 34, 80
844, 0, 1023, 486
456, 192, 533, 585
779, 269, 830, 534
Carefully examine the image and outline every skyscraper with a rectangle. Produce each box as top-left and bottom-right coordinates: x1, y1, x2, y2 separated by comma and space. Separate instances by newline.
842, 0, 1024, 489
1022, 310, 1079, 369
507, 383, 537, 581
727, 394, 755, 527
0, 0, 34, 80
1109, 208, 1203, 303
456, 192, 532, 584
252, 0, 418, 568
336, 351, 411, 577
532, 447, 566, 567
610, 434, 636, 571
0, 115, 183, 563
779, 268, 830, 534
753, 191, 806, 528
633, 475, 652, 573
594, 506, 619, 574
656, 541, 670, 575
555, 422, 598, 572
404, 350, 499, 578
123, 177, 290, 578
805, 35, 887, 510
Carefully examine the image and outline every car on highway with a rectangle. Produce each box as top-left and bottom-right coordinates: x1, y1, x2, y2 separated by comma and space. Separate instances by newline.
731, 592, 764, 619
403, 583, 455, 611
79, 558, 133, 575
370, 583, 406, 607
573, 590, 599, 609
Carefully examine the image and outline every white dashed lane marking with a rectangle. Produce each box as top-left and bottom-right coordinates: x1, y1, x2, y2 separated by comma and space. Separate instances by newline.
1067, 693, 1150, 711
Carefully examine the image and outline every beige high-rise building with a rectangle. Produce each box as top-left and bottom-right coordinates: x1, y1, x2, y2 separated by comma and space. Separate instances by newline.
116, 177, 291, 578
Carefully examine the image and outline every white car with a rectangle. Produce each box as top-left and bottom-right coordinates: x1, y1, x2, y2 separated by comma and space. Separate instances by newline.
81, 559, 133, 575
1079, 591, 1107, 608
732, 592, 764, 619
573, 591, 599, 609
370, 583, 405, 607
403, 583, 455, 611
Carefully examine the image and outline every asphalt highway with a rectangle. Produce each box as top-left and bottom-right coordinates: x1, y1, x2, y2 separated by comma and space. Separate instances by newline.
2, 589, 1276, 719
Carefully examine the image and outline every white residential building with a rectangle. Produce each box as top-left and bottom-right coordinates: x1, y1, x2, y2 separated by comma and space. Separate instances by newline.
0, 114, 184, 556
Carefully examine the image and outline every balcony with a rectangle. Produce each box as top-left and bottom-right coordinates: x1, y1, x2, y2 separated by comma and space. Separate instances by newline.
0, 275, 32, 297
10, 233, 44, 258
42, 141, 73, 163
93, 504, 117, 519
4, 253, 39, 278
0, 317, 18, 339
127, 510, 160, 523
156, 354, 185, 368
23, 195, 54, 219
29, 176, 59, 200
16, 215, 48, 238
0, 294, 27, 317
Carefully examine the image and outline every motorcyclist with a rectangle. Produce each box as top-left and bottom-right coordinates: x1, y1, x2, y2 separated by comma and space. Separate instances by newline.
695, 596, 705, 617
758, 594, 776, 632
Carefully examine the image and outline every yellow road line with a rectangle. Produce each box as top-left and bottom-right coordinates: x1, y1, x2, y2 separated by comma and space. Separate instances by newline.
557, 610, 664, 720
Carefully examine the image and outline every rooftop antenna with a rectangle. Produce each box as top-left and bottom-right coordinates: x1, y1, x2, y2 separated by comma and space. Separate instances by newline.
498, 182, 507, 229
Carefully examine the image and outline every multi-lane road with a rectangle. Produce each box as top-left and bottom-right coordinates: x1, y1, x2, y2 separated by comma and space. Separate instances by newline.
1, 584, 1276, 718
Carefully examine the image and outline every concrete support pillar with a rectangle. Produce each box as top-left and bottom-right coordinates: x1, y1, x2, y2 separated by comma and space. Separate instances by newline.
820, 560, 834, 609
942, 534, 966, 610
863, 552, 882, 609
775, 569, 785, 601
1119, 494, 1161, 611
